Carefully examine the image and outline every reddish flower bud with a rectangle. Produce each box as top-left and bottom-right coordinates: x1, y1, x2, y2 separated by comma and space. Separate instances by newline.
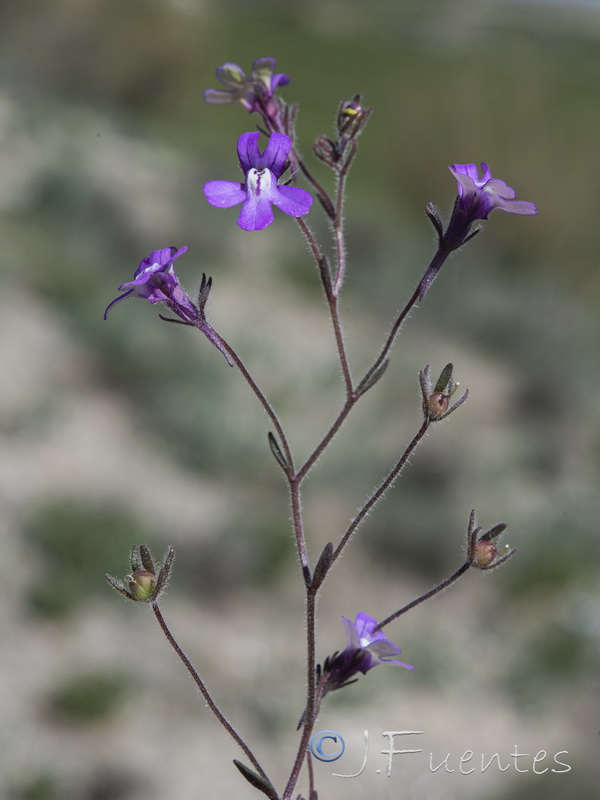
426, 391, 450, 420
472, 540, 498, 569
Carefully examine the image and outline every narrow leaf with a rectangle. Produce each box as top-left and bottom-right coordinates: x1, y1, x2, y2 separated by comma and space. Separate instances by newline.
311, 542, 333, 592
358, 359, 389, 397
155, 546, 176, 595
268, 432, 289, 471
434, 363, 454, 394
232, 761, 279, 800
480, 523, 507, 542
139, 545, 155, 573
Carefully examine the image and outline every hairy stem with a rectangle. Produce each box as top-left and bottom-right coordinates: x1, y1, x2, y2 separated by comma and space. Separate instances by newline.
374, 560, 471, 630
290, 478, 311, 583
296, 218, 354, 397
213, 332, 294, 474
331, 420, 430, 566
332, 163, 350, 296
283, 589, 318, 800
357, 249, 448, 395
151, 603, 269, 781
297, 399, 354, 481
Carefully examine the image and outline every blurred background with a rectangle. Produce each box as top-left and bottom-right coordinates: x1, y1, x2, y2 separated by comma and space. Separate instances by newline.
1, 0, 599, 798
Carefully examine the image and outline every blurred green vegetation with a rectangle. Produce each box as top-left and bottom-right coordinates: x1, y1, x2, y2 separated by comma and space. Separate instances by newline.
8, 773, 62, 800
24, 499, 157, 618
46, 670, 131, 725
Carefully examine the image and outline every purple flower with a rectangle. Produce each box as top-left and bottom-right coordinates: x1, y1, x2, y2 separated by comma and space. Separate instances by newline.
444, 162, 537, 251
104, 247, 232, 365
418, 163, 537, 299
203, 132, 313, 231
450, 162, 537, 221
341, 612, 413, 671
322, 613, 413, 693
104, 247, 196, 322
203, 57, 290, 114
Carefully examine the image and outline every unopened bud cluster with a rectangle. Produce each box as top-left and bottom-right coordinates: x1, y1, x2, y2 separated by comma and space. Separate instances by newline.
314, 94, 372, 170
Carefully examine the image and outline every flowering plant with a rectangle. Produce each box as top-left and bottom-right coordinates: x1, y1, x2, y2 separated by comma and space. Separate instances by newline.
105, 56, 536, 800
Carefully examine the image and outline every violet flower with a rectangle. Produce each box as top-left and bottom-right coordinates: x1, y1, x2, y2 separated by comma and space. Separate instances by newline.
104, 247, 195, 322
203, 57, 290, 114
445, 162, 537, 250
203, 132, 312, 231
322, 612, 413, 694
104, 246, 232, 365
419, 162, 537, 299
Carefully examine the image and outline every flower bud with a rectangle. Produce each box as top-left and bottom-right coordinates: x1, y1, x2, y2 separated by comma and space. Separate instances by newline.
426, 391, 450, 420
419, 364, 469, 423
128, 569, 157, 602
313, 135, 339, 166
472, 541, 498, 569
106, 545, 175, 604
337, 97, 368, 140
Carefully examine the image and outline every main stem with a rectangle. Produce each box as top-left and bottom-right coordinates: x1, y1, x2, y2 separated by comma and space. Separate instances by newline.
283, 587, 318, 800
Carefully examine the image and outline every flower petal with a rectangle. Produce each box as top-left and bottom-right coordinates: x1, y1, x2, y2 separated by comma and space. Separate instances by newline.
450, 163, 491, 188
498, 199, 538, 215
250, 57, 277, 89
237, 132, 262, 173
271, 72, 291, 90
449, 169, 476, 200
272, 185, 313, 218
379, 656, 414, 670
342, 616, 361, 649
104, 288, 134, 319
203, 180, 246, 208
203, 88, 238, 105
484, 178, 517, 200
260, 132, 292, 177
216, 62, 247, 89
237, 194, 274, 231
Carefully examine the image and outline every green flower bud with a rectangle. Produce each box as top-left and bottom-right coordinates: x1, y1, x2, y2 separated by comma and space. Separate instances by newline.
128, 569, 157, 602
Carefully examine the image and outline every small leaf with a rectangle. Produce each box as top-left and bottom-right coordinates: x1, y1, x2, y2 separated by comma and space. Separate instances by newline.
357, 359, 389, 397
480, 523, 507, 542
139, 545, 155, 573
425, 202, 444, 245
104, 574, 132, 601
232, 760, 279, 800
155, 547, 176, 596
198, 273, 213, 316
434, 363, 454, 394
130, 545, 141, 572
311, 543, 333, 592
268, 432, 289, 472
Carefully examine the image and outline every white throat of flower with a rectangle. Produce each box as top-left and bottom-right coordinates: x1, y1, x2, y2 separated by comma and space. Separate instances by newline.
246, 167, 277, 196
